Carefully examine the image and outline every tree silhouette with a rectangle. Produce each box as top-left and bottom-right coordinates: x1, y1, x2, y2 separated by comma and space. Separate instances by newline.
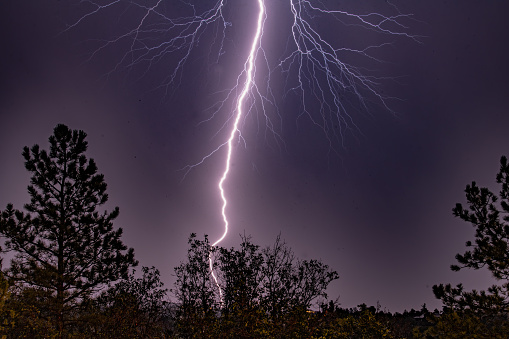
91, 266, 170, 338
172, 233, 339, 337
434, 156, 509, 312
0, 124, 137, 336
429, 156, 509, 337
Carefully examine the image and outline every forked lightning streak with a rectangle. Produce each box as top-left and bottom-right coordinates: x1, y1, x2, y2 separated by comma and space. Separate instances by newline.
69, 0, 416, 305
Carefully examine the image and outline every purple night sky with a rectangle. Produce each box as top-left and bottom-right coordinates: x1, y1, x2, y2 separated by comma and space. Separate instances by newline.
1, 1, 509, 312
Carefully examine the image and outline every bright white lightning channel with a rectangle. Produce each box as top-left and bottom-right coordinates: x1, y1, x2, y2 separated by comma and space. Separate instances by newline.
209, 0, 266, 302
69, 0, 417, 305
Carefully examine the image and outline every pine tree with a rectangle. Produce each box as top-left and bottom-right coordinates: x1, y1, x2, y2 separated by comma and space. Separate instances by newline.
0, 124, 137, 336
430, 156, 509, 337
433, 156, 509, 313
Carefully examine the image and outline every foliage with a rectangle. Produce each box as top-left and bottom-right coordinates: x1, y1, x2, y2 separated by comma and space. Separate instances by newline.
451, 156, 509, 281
172, 233, 339, 338
433, 283, 507, 314
260, 234, 295, 318
415, 310, 509, 338
314, 310, 393, 339
430, 155, 509, 336
218, 235, 264, 313
0, 286, 60, 339
4, 124, 491, 337
0, 124, 137, 336
0, 269, 15, 339
85, 266, 171, 338
172, 233, 219, 337
433, 156, 509, 310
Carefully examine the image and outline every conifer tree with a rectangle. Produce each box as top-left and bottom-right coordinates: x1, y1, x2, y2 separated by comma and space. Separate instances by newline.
433, 155, 509, 320
0, 124, 137, 336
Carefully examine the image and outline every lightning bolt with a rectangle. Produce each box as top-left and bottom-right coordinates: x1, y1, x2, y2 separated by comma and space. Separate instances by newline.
208, 0, 265, 302
67, 0, 417, 305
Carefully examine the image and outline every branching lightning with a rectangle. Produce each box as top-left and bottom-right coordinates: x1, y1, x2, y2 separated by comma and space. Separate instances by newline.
69, 0, 417, 303
208, 0, 265, 301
